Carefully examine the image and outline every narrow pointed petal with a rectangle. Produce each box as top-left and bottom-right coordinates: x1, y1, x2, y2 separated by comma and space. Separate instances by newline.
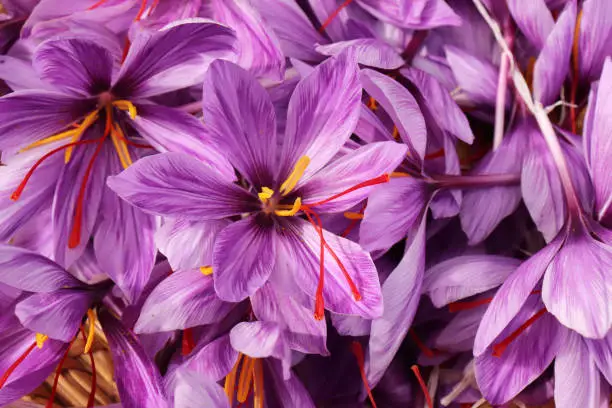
424, 255, 521, 307
532, 0, 576, 105
445, 46, 500, 107
316, 39, 405, 70
202, 60, 278, 187
99, 310, 168, 408
542, 226, 612, 339
0, 245, 81, 292
299, 141, 408, 213
15, 289, 94, 342
474, 235, 564, 355
134, 270, 233, 333
33, 38, 113, 96
0, 55, 53, 91
356, 0, 461, 29
114, 20, 236, 98
360, 69, 427, 160
578, 0, 612, 80
107, 152, 258, 220
585, 334, 612, 384
507, 0, 554, 50
279, 51, 361, 183
367, 214, 426, 387
173, 370, 230, 408
176, 335, 238, 382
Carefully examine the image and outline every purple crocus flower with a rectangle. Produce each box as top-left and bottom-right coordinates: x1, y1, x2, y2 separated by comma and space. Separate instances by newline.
109, 51, 407, 320
0, 20, 236, 302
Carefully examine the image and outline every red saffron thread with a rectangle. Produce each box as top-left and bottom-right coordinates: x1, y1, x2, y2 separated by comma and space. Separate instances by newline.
424, 148, 445, 160
0, 341, 37, 388
408, 329, 436, 358
411, 365, 434, 408
46, 339, 76, 408
350, 341, 377, 408
341, 202, 367, 238
305, 174, 390, 208
492, 308, 547, 357
318, 0, 355, 34
182, 328, 196, 356
304, 208, 326, 320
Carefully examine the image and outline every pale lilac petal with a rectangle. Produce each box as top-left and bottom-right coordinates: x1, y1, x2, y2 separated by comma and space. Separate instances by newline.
360, 177, 431, 252
299, 141, 408, 213
173, 370, 230, 408
357, 0, 461, 29
309, 0, 352, 41
99, 310, 168, 408
202, 60, 277, 187
207, 0, 285, 79
279, 51, 361, 183
33, 38, 113, 96
474, 235, 564, 355
433, 307, 484, 352
0, 90, 93, 151
354, 103, 391, 143
330, 313, 371, 337
134, 270, 233, 333
130, 104, 235, 181
177, 335, 238, 382
585, 334, 612, 384
445, 46, 499, 107
0, 245, 81, 292
367, 214, 426, 386
0, 55, 52, 91
251, 0, 327, 62
264, 359, 316, 408
423, 255, 521, 307
507, 0, 554, 50
252, 283, 328, 355
213, 217, 277, 302
475, 297, 564, 404
542, 226, 612, 339
107, 152, 258, 220
156, 218, 230, 271
554, 331, 605, 408
532, 0, 576, 105
578, 0, 612, 81
15, 290, 94, 342
113, 20, 236, 98
286, 218, 383, 319
360, 69, 427, 160
316, 39, 404, 69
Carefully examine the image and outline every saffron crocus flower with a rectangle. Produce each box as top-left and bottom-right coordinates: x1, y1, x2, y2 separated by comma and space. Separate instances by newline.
0, 20, 236, 301
109, 52, 407, 320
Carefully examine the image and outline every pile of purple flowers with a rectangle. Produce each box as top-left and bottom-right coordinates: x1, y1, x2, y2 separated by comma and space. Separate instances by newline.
0, 0, 610, 407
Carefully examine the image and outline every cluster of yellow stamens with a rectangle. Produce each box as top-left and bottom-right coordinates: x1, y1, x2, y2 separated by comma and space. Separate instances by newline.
224, 353, 264, 407
258, 156, 310, 217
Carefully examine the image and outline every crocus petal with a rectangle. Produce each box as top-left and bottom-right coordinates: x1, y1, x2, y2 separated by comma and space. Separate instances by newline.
360, 177, 431, 252
542, 226, 612, 339
252, 283, 328, 355
33, 38, 113, 96
264, 359, 316, 408
585, 334, 612, 384
202, 59, 278, 187
173, 370, 230, 408
113, 19, 236, 98
0, 245, 81, 292
316, 39, 405, 70
207, 0, 285, 79
0, 90, 94, 151
52, 133, 107, 269
230, 321, 291, 379
213, 217, 276, 302
0, 55, 53, 91
286, 218, 383, 319
251, 0, 327, 62
354, 103, 391, 143
156, 218, 230, 271
107, 152, 258, 220
15, 289, 94, 342
279, 51, 361, 183
475, 297, 564, 405
434, 307, 484, 352
460, 122, 525, 245
130, 104, 235, 181
474, 234, 564, 355
367, 214, 426, 386
357, 0, 461, 29
578, 0, 612, 81
309, 0, 352, 42
99, 310, 168, 408
554, 331, 605, 408
299, 141, 408, 213
423, 255, 521, 307
532, 0, 576, 105
507, 0, 554, 50
94, 150, 156, 303
360, 69, 427, 160
134, 270, 234, 333
445, 46, 499, 107
585, 58, 612, 221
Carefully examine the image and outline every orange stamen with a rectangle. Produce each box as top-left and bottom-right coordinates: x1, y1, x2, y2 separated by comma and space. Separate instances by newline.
80, 327, 97, 408
253, 359, 264, 408
570, 9, 583, 134
341, 202, 366, 238
350, 341, 378, 408
367, 96, 378, 111
318, 0, 355, 34
411, 365, 434, 408
181, 328, 196, 356
492, 308, 547, 357
0, 341, 37, 389
304, 174, 390, 208
46, 338, 75, 408
424, 148, 445, 160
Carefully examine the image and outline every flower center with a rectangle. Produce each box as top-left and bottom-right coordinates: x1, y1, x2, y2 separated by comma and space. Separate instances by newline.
224, 353, 264, 408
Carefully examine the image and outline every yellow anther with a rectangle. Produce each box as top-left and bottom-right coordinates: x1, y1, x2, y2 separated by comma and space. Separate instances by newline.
279, 156, 310, 196
274, 197, 301, 216
225, 353, 243, 405
572, 10, 583, 73
390, 171, 411, 178
35, 333, 49, 349
344, 211, 364, 220
258, 187, 274, 202
112, 100, 138, 119
65, 109, 100, 163
368, 96, 378, 111
20, 128, 79, 152
392, 126, 400, 141
200, 266, 213, 275
237, 356, 255, 403
84, 309, 96, 354
253, 359, 264, 408
110, 124, 133, 169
